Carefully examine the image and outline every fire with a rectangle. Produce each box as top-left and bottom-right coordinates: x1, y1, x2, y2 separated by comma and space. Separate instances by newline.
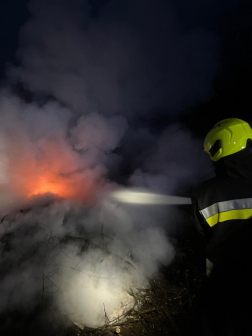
23, 165, 96, 203
4, 134, 97, 204
28, 175, 73, 198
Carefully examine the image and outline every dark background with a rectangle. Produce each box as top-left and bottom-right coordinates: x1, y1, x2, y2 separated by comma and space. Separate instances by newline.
1, 0, 252, 138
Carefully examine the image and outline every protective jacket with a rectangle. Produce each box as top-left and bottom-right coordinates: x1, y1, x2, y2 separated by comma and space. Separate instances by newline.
192, 145, 252, 275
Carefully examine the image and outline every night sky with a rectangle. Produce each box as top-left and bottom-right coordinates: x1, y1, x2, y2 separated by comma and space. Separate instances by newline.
0, 1, 30, 77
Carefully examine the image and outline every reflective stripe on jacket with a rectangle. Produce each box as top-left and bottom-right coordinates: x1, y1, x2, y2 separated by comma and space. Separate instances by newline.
192, 174, 252, 269
200, 198, 252, 227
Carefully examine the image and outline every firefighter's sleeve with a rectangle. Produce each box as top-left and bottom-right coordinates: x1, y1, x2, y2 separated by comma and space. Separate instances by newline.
191, 195, 212, 239
191, 195, 214, 276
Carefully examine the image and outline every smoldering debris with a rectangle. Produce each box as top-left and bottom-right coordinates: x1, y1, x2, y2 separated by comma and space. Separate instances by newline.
0, 198, 175, 329
66, 230, 206, 336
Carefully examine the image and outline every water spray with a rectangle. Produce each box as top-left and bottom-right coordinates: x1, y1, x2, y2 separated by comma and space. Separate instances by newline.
108, 189, 192, 205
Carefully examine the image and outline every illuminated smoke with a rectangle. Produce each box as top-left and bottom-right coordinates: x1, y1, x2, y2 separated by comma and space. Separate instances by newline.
0, 197, 175, 327
0, 92, 175, 328
0, 94, 127, 214
0, 0, 221, 331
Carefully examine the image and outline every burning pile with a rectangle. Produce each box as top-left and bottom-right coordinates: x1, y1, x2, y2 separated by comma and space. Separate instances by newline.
0, 95, 174, 333
0, 95, 128, 214
0, 194, 174, 331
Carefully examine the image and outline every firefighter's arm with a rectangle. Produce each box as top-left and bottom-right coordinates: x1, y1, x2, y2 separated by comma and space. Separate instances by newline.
191, 195, 213, 276
191, 195, 212, 239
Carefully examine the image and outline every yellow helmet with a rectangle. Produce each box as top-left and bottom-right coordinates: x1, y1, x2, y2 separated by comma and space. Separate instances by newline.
204, 118, 252, 162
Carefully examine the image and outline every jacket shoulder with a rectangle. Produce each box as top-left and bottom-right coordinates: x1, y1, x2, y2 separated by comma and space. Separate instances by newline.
192, 175, 252, 209
192, 177, 219, 199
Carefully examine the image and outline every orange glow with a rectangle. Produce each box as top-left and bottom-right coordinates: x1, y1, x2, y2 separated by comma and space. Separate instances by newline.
28, 176, 73, 198
5, 134, 97, 204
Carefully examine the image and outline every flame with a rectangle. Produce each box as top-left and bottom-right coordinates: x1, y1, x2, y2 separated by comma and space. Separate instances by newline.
28, 175, 73, 198
4, 134, 97, 204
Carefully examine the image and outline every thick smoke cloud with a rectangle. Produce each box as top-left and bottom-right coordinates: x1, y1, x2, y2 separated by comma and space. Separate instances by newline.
0, 198, 175, 328
0, 89, 176, 328
11, 0, 220, 116
0, 0, 231, 332
130, 125, 213, 194
0, 89, 175, 329
0, 93, 128, 214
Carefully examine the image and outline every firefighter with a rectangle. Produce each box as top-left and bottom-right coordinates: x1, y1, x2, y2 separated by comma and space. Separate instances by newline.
191, 118, 252, 336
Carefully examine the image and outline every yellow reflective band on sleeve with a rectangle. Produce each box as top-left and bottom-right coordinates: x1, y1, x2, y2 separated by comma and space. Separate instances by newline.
206, 213, 219, 227
206, 209, 252, 227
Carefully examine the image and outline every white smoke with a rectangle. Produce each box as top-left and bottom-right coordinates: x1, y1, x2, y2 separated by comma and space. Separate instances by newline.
0, 92, 127, 214
0, 197, 175, 327
0, 0, 219, 331
0, 90, 176, 328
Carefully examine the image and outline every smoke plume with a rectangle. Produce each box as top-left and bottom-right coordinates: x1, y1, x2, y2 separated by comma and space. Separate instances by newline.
0, 0, 228, 332
0, 89, 176, 328
11, 0, 220, 116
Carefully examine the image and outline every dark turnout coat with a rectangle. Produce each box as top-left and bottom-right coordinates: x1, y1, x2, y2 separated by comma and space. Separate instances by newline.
191, 147, 252, 336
